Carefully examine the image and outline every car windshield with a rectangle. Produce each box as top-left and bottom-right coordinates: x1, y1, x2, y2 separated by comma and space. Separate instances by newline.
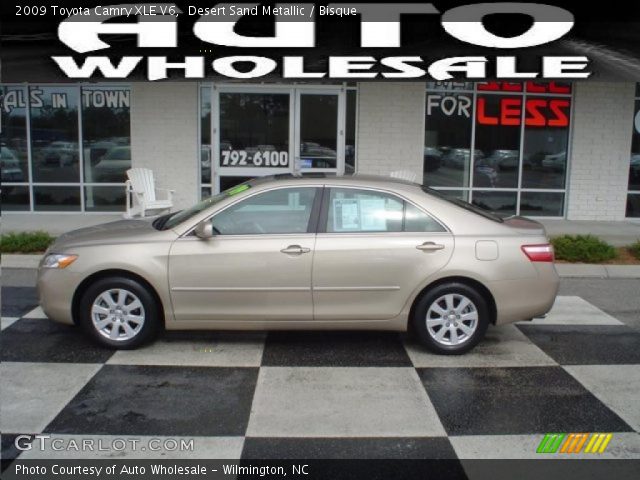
155, 182, 253, 231
421, 186, 504, 223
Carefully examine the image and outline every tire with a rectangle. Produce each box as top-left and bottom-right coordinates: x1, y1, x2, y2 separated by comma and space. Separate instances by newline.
412, 282, 489, 355
79, 276, 160, 349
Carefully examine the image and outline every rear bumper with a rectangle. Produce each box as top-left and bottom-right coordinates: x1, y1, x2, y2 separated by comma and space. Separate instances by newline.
490, 263, 560, 325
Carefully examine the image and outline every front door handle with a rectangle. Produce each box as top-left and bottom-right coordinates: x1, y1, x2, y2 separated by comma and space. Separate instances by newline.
416, 241, 445, 252
280, 245, 311, 255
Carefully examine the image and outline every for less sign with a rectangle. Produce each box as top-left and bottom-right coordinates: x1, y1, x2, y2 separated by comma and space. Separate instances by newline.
427, 82, 570, 128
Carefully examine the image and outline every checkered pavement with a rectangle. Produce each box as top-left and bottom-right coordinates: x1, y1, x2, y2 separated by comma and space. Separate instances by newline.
1, 288, 639, 465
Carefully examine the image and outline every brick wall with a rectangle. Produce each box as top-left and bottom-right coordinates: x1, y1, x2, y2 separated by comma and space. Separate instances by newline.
130, 83, 199, 210
355, 82, 426, 180
567, 82, 636, 220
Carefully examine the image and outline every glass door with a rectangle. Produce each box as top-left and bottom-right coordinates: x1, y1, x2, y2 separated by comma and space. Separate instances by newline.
211, 86, 346, 193
295, 90, 345, 175
214, 87, 294, 192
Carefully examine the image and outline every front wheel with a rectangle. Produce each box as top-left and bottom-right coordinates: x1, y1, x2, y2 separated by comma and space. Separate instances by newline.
79, 276, 160, 349
412, 282, 489, 355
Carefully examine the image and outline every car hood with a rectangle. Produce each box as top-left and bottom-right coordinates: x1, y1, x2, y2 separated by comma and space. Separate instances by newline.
51, 219, 172, 250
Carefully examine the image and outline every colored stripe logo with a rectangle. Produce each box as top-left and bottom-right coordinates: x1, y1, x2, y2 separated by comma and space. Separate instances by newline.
537, 433, 613, 454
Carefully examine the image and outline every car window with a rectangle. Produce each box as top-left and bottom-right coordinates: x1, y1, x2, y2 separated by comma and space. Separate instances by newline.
326, 188, 403, 233
212, 187, 317, 235
404, 202, 446, 232
325, 188, 447, 233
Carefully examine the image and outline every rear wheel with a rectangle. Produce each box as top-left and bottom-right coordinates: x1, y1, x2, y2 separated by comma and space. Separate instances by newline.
412, 282, 489, 355
79, 276, 159, 349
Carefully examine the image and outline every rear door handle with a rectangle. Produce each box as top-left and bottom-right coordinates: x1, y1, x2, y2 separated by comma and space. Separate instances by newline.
416, 241, 445, 252
280, 245, 311, 255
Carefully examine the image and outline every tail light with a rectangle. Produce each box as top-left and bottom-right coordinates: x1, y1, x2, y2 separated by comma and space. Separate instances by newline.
521, 244, 555, 262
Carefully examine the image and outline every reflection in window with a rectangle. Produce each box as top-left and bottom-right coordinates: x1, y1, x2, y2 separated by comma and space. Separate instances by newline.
212, 187, 316, 235
1, 85, 29, 185
424, 93, 473, 188
219, 93, 289, 169
424, 83, 572, 218
472, 191, 517, 217
520, 192, 564, 217
82, 86, 131, 184
627, 194, 640, 218
33, 186, 81, 211
345, 90, 357, 174
1, 186, 30, 211
521, 97, 570, 189
200, 87, 212, 184
84, 186, 126, 212
474, 95, 521, 189
299, 95, 338, 169
404, 203, 446, 232
29, 86, 80, 183
628, 95, 640, 217
2, 85, 132, 212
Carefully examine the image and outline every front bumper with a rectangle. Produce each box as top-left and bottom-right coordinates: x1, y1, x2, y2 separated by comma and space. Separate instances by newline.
37, 267, 83, 325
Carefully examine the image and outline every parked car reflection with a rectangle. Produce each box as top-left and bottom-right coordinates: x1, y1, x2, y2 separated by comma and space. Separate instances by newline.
1, 146, 25, 182
38, 141, 79, 168
542, 151, 567, 172
92, 146, 131, 182
423, 147, 442, 173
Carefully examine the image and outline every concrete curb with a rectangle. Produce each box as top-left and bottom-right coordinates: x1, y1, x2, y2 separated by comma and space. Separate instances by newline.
2, 254, 639, 278
2, 254, 42, 269
555, 264, 640, 279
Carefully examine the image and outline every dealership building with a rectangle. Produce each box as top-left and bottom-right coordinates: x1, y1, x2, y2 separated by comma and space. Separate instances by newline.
1, 81, 639, 230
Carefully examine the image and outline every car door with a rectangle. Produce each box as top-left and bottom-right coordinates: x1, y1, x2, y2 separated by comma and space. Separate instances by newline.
168, 186, 320, 322
312, 187, 454, 320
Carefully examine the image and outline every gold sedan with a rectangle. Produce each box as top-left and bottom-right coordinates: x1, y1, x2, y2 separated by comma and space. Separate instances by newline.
38, 175, 559, 354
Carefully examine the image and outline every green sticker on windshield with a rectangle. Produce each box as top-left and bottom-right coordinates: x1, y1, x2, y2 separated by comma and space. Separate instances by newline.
226, 184, 250, 196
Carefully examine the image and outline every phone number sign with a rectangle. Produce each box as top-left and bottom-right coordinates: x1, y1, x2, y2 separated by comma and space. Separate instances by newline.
221, 150, 289, 168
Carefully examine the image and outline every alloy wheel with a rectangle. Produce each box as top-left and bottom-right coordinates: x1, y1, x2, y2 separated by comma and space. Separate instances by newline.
425, 293, 478, 346
91, 288, 146, 341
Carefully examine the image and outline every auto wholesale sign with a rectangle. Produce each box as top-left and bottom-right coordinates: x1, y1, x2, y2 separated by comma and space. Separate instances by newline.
4, 2, 640, 83
49, 2, 590, 81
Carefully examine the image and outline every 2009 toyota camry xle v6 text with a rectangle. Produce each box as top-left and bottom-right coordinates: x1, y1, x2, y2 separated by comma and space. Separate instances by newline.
37, 174, 559, 354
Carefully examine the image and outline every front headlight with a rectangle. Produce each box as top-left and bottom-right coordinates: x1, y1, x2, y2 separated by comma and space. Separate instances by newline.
42, 253, 78, 269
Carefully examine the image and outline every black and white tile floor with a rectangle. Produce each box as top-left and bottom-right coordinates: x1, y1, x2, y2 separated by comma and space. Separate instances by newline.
1, 290, 639, 463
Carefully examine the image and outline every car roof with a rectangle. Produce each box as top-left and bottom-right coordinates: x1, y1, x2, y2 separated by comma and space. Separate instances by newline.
250, 173, 421, 190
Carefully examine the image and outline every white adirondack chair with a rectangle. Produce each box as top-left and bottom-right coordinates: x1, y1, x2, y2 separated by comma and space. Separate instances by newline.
125, 168, 174, 218
389, 170, 418, 182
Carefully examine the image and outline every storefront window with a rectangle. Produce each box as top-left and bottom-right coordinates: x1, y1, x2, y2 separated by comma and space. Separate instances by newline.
1, 85, 29, 187
424, 92, 473, 188
200, 86, 212, 185
424, 82, 572, 217
219, 92, 290, 169
474, 94, 521, 189
30, 86, 80, 184
627, 85, 640, 218
82, 86, 131, 184
1, 84, 131, 212
521, 97, 570, 189
345, 90, 357, 174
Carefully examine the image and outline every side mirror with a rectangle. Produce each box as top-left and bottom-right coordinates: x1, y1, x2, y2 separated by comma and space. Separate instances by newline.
194, 220, 214, 239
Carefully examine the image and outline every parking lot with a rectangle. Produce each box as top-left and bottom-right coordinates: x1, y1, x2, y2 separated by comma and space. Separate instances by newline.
1, 270, 639, 467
